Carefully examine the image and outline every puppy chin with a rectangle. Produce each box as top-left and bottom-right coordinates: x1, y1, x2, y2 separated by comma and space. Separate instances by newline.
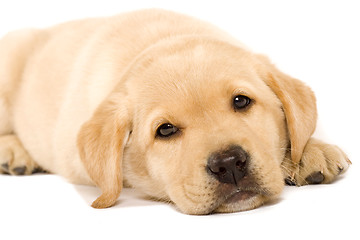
214, 194, 269, 213
174, 193, 274, 215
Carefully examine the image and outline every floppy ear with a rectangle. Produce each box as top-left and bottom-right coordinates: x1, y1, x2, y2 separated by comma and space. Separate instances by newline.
77, 94, 131, 208
256, 55, 317, 164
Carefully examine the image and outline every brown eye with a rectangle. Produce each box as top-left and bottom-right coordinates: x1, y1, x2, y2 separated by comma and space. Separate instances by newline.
156, 123, 179, 138
233, 95, 251, 110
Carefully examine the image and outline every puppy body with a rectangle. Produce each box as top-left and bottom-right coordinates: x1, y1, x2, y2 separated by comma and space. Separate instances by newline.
1, 10, 222, 183
0, 9, 350, 214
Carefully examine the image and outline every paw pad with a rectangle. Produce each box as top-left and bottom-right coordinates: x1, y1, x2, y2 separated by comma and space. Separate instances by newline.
285, 177, 297, 186
1, 163, 9, 171
12, 166, 27, 175
305, 171, 324, 184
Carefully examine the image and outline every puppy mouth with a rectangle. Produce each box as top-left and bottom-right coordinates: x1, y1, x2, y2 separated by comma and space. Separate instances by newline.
176, 184, 270, 214
177, 177, 272, 214
223, 189, 257, 204
211, 186, 268, 213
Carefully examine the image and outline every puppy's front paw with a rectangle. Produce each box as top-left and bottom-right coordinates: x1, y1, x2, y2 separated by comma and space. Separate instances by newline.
0, 135, 43, 175
282, 138, 351, 186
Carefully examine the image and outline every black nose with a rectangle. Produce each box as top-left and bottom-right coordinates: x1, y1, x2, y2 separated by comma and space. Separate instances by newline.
207, 145, 248, 185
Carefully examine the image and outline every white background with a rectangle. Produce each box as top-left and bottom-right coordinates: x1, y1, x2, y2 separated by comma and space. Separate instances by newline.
0, 0, 359, 239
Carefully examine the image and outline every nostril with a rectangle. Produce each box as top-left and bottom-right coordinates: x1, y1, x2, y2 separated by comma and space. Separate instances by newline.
218, 167, 226, 175
235, 160, 246, 169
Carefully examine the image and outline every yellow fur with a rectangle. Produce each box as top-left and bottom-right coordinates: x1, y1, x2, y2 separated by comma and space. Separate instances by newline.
0, 9, 350, 214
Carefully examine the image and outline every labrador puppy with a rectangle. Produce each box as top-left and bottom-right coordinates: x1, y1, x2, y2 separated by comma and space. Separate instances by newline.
0, 9, 350, 214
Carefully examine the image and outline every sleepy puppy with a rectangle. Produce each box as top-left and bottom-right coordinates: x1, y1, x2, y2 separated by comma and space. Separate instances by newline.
0, 9, 350, 214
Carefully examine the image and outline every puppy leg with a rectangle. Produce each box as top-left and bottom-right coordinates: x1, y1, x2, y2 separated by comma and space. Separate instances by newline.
0, 135, 44, 175
282, 138, 351, 186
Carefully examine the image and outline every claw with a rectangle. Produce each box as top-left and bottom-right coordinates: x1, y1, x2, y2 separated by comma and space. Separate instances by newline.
285, 171, 297, 186
337, 163, 344, 173
291, 171, 296, 180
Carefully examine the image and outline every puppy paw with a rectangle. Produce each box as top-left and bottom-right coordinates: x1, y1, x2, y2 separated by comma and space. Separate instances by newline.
282, 138, 351, 186
0, 135, 43, 175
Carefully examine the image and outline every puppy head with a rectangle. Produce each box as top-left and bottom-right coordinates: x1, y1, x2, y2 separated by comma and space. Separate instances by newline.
78, 37, 316, 214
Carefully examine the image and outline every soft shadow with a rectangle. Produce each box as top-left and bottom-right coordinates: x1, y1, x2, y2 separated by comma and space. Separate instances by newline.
73, 184, 166, 209
73, 183, 283, 214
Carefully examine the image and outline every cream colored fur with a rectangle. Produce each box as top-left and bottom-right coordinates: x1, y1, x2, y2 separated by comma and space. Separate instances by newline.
0, 9, 350, 214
